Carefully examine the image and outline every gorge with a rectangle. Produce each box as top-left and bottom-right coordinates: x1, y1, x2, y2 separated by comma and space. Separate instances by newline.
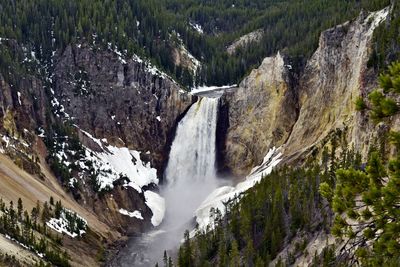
0, 1, 398, 266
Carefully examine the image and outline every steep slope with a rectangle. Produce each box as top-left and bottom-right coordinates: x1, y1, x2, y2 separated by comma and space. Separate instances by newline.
221, 7, 390, 176
220, 53, 298, 176
53, 43, 193, 174
283, 8, 390, 161
0, 154, 118, 266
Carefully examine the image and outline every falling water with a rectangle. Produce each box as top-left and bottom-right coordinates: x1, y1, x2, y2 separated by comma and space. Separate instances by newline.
110, 96, 223, 267
166, 97, 218, 183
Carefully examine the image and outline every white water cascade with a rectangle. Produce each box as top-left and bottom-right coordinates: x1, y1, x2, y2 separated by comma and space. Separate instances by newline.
110, 96, 225, 267
165, 96, 219, 186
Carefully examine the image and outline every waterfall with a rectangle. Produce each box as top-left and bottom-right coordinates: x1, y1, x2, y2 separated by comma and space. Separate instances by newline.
110, 96, 223, 267
165, 97, 219, 184
162, 97, 220, 232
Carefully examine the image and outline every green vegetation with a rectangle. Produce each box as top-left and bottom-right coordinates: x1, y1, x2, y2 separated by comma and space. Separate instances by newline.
0, 0, 390, 87
45, 122, 85, 188
0, 252, 23, 267
320, 62, 400, 265
0, 197, 75, 267
355, 97, 367, 111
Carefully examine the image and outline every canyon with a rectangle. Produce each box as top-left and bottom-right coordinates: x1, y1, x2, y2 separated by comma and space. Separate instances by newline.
0, 5, 396, 267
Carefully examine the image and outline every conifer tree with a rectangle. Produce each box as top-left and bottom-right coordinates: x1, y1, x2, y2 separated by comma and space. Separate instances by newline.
17, 198, 23, 221
229, 239, 240, 267
163, 250, 168, 267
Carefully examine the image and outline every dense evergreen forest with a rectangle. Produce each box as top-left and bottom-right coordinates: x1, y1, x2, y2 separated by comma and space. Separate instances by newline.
0, 0, 391, 87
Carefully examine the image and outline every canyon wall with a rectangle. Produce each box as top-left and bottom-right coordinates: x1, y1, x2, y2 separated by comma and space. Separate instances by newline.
221, 8, 390, 175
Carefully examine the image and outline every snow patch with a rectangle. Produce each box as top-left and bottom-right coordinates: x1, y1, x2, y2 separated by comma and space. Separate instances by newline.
46, 209, 87, 238
78, 130, 158, 192
194, 147, 282, 232
37, 128, 45, 138
118, 209, 144, 220
191, 84, 237, 95
144, 191, 165, 227
189, 22, 204, 34
1, 135, 10, 149
17, 92, 22, 105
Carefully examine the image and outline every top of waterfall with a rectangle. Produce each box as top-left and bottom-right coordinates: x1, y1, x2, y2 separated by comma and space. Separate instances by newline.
191, 84, 237, 98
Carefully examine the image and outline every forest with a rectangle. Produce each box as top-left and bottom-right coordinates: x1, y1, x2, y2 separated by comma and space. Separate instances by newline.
173, 132, 360, 266
0, 0, 391, 88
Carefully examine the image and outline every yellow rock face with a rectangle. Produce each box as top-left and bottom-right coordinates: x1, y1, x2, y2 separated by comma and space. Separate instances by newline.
222, 8, 391, 175
223, 53, 298, 176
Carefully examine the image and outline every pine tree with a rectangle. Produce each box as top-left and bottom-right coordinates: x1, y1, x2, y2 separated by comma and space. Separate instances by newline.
55, 201, 63, 219
229, 239, 240, 267
163, 250, 168, 267
182, 230, 193, 267
41, 202, 51, 223
17, 198, 23, 221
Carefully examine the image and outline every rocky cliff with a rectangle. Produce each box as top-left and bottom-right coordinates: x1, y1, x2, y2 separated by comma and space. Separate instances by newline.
49, 44, 195, 235
219, 53, 298, 176
221, 8, 390, 175
0, 40, 48, 177
53, 43, 193, 174
283, 8, 390, 162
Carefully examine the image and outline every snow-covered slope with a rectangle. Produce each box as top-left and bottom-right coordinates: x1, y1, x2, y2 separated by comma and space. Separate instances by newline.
194, 147, 282, 232
77, 128, 165, 226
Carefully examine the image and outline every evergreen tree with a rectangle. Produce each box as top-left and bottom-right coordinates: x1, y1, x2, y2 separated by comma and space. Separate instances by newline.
163, 250, 168, 267
17, 198, 23, 221
229, 239, 240, 267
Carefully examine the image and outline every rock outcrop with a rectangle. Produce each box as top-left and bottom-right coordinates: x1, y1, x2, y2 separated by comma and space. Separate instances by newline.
220, 53, 298, 176
227, 29, 264, 55
0, 40, 48, 177
284, 8, 390, 161
221, 8, 390, 175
